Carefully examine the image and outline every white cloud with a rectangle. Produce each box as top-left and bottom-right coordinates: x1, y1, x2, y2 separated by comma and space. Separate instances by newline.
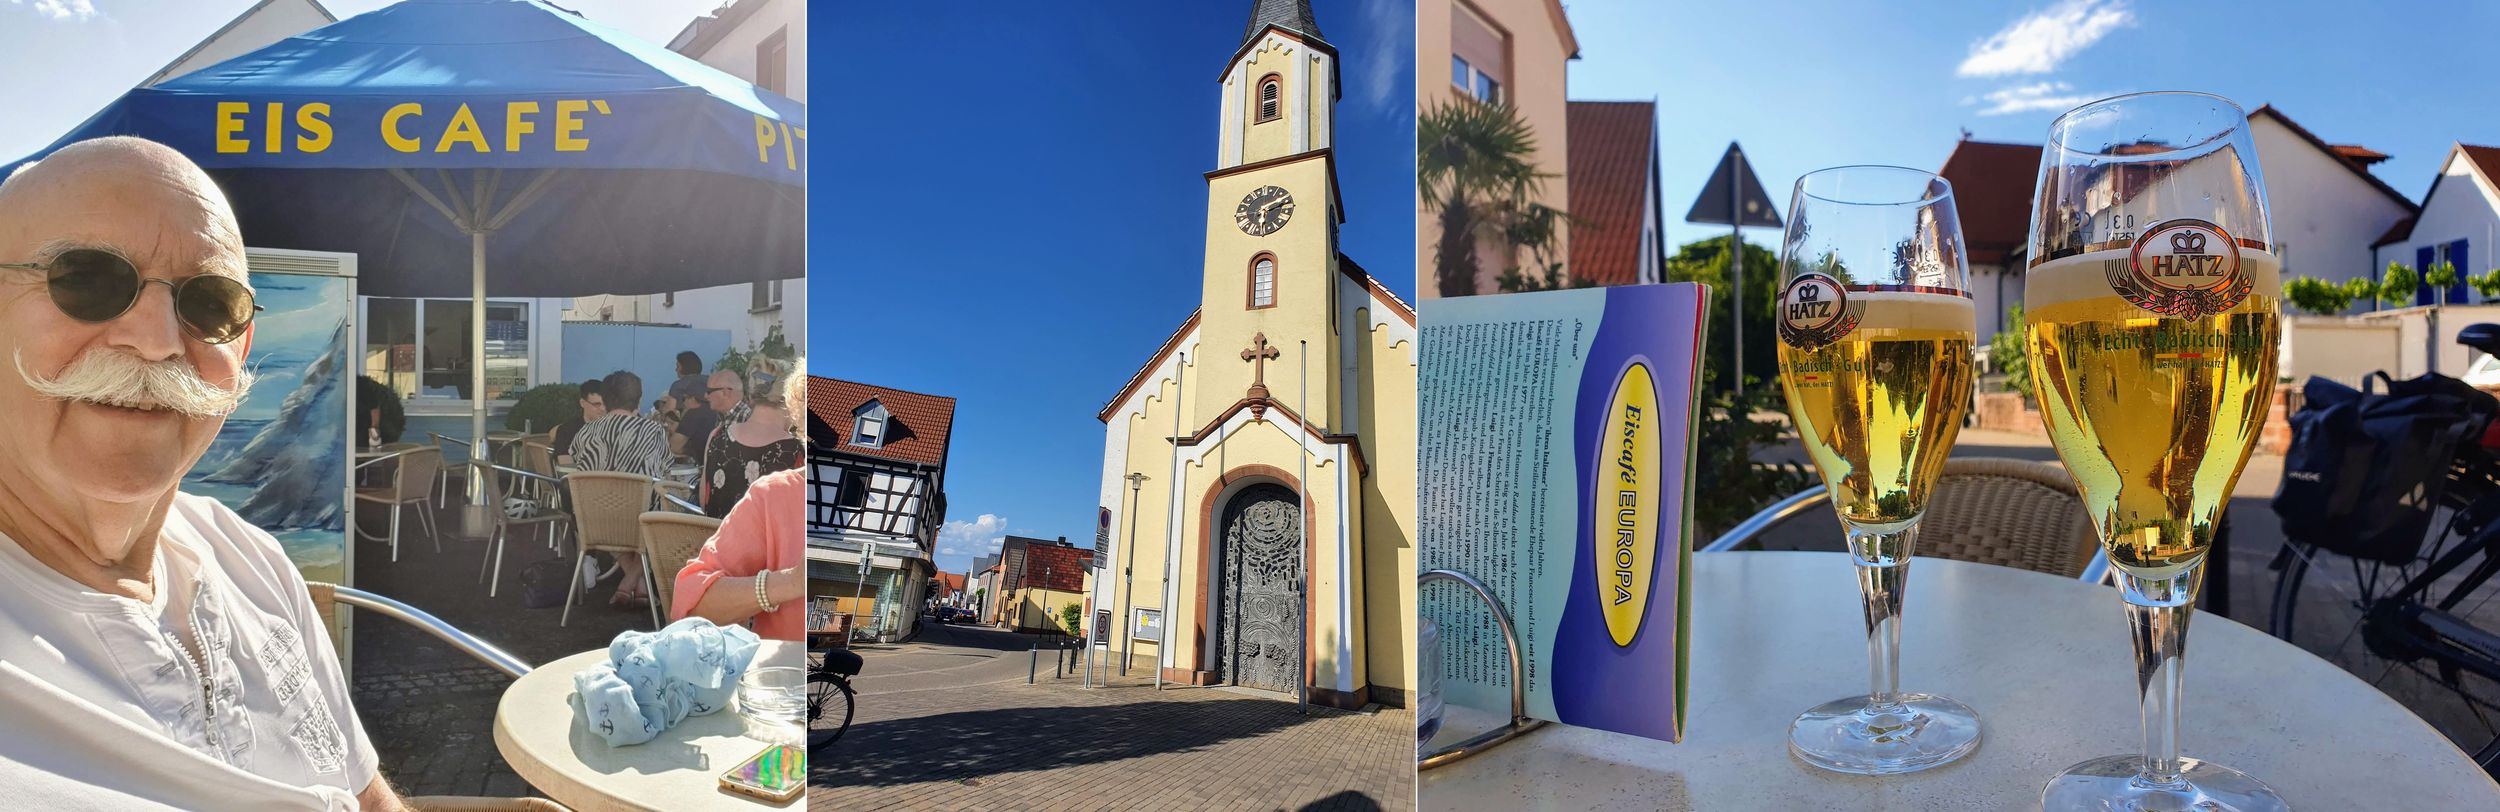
1957, 0, 2132, 78
1969, 81, 2113, 116
7, 0, 100, 21
936, 514, 1009, 558
1352, 0, 1410, 116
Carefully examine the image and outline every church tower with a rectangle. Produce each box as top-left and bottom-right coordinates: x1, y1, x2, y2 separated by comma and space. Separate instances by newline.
1094, 0, 1416, 711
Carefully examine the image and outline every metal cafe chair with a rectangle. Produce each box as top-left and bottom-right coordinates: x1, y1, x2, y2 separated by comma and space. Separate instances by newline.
425, 432, 470, 509
1704, 457, 2112, 584
353, 446, 442, 563
639, 511, 723, 623
466, 461, 573, 598
564, 471, 666, 629
302, 583, 552, 812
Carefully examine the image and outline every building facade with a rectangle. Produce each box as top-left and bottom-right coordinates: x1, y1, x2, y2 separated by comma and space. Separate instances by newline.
1940, 105, 2418, 348
1094, 0, 1419, 710
1418, 0, 1579, 297
2373, 144, 2500, 309
808, 376, 955, 642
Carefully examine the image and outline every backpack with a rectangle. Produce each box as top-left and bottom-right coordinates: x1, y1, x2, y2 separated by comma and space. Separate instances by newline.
2275, 372, 2497, 563
519, 557, 573, 609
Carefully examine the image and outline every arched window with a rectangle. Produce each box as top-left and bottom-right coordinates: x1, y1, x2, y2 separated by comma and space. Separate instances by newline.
1249, 254, 1277, 309
1257, 75, 1282, 123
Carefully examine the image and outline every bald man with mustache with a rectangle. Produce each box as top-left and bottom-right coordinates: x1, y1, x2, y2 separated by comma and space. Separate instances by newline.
0, 138, 401, 810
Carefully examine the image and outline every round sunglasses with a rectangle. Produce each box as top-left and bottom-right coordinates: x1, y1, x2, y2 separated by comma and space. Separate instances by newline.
0, 248, 261, 344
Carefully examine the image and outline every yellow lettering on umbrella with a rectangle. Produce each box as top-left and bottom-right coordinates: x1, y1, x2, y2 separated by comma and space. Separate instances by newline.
554, 99, 592, 152
382, 103, 424, 153
504, 102, 539, 152
295, 103, 332, 153
754, 115, 777, 164
435, 103, 489, 153
216, 102, 249, 154
264, 103, 283, 153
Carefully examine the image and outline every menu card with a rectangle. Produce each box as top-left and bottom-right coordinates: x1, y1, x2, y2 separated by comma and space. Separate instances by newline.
1419, 283, 1708, 743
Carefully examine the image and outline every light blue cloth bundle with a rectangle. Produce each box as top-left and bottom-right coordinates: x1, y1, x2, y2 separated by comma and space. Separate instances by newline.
571, 617, 763, 746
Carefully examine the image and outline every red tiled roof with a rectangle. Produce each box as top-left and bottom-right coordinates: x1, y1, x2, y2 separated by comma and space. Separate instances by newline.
2373, 215, 2418, 248
933, 571, 967, 594
2461, 144, 2500, 191
2332, 144, 2391, 165
1020, 543, 1088, 592
811, 376, 957, 468
1566, 100, 1657, 285
1936, 140, 2043, 267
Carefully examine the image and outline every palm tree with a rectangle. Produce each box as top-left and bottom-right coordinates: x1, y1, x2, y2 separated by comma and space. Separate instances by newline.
1418, 99, 1569, 297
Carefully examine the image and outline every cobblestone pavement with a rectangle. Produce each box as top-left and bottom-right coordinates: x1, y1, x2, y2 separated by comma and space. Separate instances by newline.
811, 621, 1415, 811
347, 497, 657, 798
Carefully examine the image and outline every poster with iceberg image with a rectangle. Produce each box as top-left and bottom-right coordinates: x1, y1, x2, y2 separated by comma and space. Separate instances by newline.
183, 253, 357, 587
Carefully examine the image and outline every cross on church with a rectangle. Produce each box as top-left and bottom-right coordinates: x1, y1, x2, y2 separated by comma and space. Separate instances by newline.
1242, 332, 1281, 402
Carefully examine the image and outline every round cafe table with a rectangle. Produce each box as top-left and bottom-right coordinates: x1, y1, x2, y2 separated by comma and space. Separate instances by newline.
1422, 551, 2500, 810
495, 639, 804, 811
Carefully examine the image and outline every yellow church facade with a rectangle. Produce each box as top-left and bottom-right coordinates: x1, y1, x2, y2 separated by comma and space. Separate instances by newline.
1090, 0, 1417, 710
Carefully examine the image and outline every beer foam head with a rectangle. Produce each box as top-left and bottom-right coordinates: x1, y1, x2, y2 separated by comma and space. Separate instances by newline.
2026, 248, 2281, 311
1845, 290, 1977, 334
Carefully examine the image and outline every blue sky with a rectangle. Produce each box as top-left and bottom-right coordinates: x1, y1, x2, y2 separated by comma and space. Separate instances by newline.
0, 0, 720, 160
1564, 0, 2500, 252
814, 1, 1417, 576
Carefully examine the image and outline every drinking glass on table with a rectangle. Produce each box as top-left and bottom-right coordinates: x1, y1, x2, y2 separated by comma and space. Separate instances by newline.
2026, 91, 2284, 811
739, 665, 808, 746
1774, 164, 1981, 775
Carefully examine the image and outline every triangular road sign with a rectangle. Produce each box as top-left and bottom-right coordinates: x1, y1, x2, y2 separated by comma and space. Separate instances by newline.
1685, 142, 1784, 228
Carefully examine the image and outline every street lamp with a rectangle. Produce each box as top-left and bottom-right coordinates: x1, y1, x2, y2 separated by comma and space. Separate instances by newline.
1121, 471, 1147, 676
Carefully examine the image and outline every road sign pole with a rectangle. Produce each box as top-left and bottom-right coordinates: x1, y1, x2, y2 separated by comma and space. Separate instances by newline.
1731, 149, 1744, 394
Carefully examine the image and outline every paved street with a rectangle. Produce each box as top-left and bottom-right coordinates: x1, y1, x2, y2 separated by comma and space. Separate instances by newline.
811, 621, 1415, 811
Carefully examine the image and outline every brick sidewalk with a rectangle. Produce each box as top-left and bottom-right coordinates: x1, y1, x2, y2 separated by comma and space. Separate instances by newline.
812, 623, 1414, 810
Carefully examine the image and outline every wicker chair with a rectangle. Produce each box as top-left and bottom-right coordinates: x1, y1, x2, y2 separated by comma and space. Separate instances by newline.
468, 462, 573, 598
640, 511, 723, 622
565, 471, 664, 629
353, 446, 441, 562
1705, 457, 2108, 582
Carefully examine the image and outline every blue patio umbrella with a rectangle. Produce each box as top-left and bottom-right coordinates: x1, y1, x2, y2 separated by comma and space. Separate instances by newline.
10, 0, 806, 497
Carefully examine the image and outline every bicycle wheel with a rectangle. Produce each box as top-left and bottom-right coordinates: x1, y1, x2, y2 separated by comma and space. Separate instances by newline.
808, 672, 855, 746
2271, 538, 2500, 751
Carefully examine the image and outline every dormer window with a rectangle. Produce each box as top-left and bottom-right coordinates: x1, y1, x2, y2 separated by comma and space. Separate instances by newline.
1257, 75, 1282, 123
853, 400, 891, 449
1249, 254, 1276, 309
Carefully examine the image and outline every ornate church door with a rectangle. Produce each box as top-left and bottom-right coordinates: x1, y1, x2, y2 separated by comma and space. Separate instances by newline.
1220, 483, 1303, 693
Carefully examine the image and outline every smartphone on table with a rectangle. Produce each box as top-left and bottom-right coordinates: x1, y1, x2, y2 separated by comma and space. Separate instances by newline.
720, 743, 805, 803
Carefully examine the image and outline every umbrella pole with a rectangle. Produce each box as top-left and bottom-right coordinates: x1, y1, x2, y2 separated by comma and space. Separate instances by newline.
471, 229, 489, 507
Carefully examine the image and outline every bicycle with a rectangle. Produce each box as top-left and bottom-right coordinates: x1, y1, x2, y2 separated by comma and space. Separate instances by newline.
2269, 324, 2500, 776
809, 644, 860, 747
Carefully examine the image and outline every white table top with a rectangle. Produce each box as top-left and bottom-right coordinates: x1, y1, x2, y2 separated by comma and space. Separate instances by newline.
1422, 551, 2500, 810
494, 640, 803, 811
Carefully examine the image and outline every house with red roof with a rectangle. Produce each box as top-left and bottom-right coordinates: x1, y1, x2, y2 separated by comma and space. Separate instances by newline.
2372, 144, 2500, 309
806, 375, 956, 642
1565, 100, 1668, 287
1940, 105, 2417, 346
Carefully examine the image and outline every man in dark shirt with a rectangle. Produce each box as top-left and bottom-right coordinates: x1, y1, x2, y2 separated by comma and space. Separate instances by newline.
550, 378, 604, 464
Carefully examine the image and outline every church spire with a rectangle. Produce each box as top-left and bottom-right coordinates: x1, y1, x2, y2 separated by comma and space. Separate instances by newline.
1242, 0, 1325, 49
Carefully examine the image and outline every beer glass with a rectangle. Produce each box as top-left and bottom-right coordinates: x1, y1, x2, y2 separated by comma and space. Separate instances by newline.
1775, 165, 1980, 774
2027, 92, 2285, 811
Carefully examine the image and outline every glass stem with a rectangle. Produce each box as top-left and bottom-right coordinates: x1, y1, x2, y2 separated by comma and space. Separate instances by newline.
2117, 563, 2202, 788
1845, 521, 1917, 710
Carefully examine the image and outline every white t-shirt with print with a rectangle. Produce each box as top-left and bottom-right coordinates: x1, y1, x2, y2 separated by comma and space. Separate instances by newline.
0, 492, 379, 810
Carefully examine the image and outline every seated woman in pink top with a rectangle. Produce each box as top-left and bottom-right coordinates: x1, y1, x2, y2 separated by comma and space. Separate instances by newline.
672, 368, 808, 641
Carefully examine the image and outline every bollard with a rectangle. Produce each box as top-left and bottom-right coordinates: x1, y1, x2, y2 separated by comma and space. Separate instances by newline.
1055, 646, 1064, 679
1028, 646, 1038, 685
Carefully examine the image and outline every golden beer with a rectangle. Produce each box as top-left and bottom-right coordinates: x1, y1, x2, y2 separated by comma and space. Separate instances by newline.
2025, 250, 2281, 573
1778, 292, 1977, 525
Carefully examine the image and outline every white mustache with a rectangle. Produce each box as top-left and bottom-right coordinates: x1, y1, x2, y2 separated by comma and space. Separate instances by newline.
14, 349, 254, 418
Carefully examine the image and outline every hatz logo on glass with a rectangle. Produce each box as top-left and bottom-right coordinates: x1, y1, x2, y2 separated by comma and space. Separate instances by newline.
2116, 219, 2249, 318
1776, 272, 1859, 351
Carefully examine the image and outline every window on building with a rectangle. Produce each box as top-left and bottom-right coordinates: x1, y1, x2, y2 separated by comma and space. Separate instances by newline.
1250, 255, 1276, 308
1451, 5, 1509, 105
752, 279, 783, 311
853, 401, 890, 449
1258, 75, 1282, 123
757, 28, 788, 95
367, 297, 533, 403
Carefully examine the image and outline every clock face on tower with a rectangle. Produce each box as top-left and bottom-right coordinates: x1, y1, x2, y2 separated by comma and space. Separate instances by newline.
1235, 185, 1295, 236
